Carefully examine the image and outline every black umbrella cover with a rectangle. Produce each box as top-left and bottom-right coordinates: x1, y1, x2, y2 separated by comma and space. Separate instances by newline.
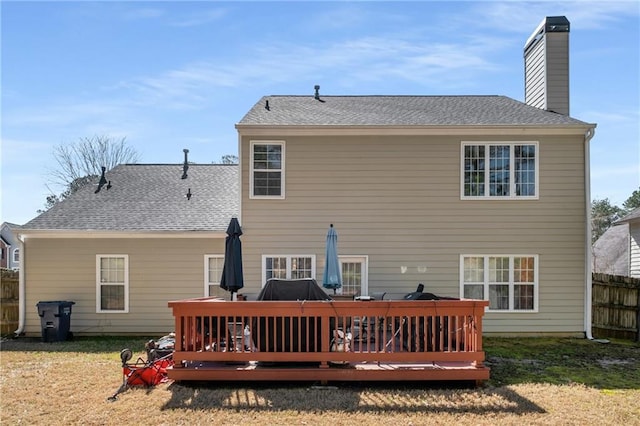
220, 217, 244, 294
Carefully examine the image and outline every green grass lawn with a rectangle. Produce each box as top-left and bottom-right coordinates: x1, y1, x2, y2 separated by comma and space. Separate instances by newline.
484, 337, 640, 389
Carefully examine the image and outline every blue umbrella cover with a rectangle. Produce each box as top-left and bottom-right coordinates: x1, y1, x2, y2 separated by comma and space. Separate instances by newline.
220, 217, 244, 299
322, 224, 342, 294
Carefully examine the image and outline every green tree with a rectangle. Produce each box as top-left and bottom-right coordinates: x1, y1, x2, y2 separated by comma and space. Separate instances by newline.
215, 154, 238, 164
591, 198, 625, 243
38, 176, 97, 213
623, 187, 640, 211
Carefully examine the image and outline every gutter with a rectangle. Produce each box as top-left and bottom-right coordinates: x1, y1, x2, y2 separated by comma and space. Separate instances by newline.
583, 127, 603, 341
14, 234, 25, 336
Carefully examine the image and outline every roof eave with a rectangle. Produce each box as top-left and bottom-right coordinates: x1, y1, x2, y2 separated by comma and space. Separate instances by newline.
17, 229, 227, 239
614, 209, 640, 225
235, 123, 596, 137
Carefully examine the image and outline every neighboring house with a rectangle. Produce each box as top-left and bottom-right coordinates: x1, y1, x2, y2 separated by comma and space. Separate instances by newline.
614, 207, 640, 278
1, 222, 22, 270
17, 16, 597, 336
592, 224, 629, 276
0, 236, 8, 269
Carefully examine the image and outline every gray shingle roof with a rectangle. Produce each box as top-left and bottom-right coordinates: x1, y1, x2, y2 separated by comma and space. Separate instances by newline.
22, 164, 239, 232
2, 222, 23, 229
615, 207, 640, 225
592, 224, 629, 276
237, 95, 592, 127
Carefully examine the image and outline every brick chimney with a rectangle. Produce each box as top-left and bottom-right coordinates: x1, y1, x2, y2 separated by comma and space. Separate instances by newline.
524, 16, 570, 115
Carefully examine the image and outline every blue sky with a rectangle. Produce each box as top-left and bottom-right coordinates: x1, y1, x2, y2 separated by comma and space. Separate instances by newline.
1, 1, 639, 225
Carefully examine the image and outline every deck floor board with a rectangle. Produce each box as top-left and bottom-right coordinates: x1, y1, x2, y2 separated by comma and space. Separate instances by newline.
168, 361, 490, 382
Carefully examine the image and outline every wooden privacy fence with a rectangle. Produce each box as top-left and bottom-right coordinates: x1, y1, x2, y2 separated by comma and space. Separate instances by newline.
592, 273, 640, 341
1, 269, 19, 336
167, 298, 490, 384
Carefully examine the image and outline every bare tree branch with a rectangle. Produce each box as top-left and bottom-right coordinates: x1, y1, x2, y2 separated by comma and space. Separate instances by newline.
41, 135, 140, 212
47, 135, 139, 190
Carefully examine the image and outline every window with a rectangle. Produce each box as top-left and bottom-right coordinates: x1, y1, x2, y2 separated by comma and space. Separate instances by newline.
462, 142, 538, 199
337, 256, 368, 297
460, 255, 538, 312
262, 255, 315, 284
12, 248, 19, 263
205, 255, 226, 298
96, 255, 128, 313
251, 141, 284, 198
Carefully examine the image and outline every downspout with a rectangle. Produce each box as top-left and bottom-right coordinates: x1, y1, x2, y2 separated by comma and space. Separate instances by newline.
14, 233, 26, 336
583, 127, 596, 340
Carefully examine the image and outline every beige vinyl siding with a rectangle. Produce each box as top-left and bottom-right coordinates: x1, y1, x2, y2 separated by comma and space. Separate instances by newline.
525, 36, 546, 110
240, 133, 587, 334
630, 224, 640, 278
23, 238, 224, 336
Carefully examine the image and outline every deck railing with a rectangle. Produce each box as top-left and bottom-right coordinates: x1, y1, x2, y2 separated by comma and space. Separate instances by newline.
167, 298, 489, 382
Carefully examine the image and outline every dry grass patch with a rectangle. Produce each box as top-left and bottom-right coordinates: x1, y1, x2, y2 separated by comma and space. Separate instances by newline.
1, 336, 639, 425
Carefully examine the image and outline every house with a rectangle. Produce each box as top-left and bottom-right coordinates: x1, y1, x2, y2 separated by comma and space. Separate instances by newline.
592, 224, 629, 276
592, 207, 640, 278
16, 16, 598, 337
1, 222, 22, 270
613, 207, 640, 278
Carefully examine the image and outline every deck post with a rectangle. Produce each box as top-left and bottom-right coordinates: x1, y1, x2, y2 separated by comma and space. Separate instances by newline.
319, 314, 330, 369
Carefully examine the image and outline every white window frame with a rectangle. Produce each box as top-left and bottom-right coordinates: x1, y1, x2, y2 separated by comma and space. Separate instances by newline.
12, 248, 19, 263
250, 140, 285, 199
96, 254, 129, 313
204, 254, 225, 297
459, 254, 539, 313
336, 255, 369, 297
461, 141, 539, 200
261, 254, 316, 285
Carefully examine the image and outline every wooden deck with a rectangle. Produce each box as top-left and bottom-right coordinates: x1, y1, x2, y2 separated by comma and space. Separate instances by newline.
167, 298, 490, 384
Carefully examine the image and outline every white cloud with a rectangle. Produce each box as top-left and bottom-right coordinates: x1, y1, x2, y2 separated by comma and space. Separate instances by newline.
582, 109, 639, 123
118, 31, 507, 106
3, 101, 122, 128
0, 138, 52, 167
592, 164, 640, 179
169, 8, 228, 27
468, 1, 639, 34
122, 7, 165, 21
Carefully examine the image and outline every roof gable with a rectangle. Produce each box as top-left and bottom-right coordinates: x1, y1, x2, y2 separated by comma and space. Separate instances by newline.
22, 164, 239, 232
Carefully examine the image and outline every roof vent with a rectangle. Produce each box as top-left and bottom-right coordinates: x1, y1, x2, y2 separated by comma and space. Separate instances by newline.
314, 85, 320, 100
182, 149, 189, 179
95, 166, 107, 194
265, 99, 270, 110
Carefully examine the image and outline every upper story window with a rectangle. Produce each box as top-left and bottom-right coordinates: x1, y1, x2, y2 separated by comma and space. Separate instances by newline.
96, 255, 129, 313
251, 141, 284, 198
462, 142, 538, 199
262, 255, 315, 284
460, 254, 538, 312
12, 248, 20, 263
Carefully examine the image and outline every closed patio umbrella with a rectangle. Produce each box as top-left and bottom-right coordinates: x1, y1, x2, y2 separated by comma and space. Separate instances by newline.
220, 217, 244, 300
322, 224, 342, 295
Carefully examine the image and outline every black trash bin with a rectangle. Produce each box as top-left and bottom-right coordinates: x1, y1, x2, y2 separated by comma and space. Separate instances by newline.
36, 301, 75, 342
